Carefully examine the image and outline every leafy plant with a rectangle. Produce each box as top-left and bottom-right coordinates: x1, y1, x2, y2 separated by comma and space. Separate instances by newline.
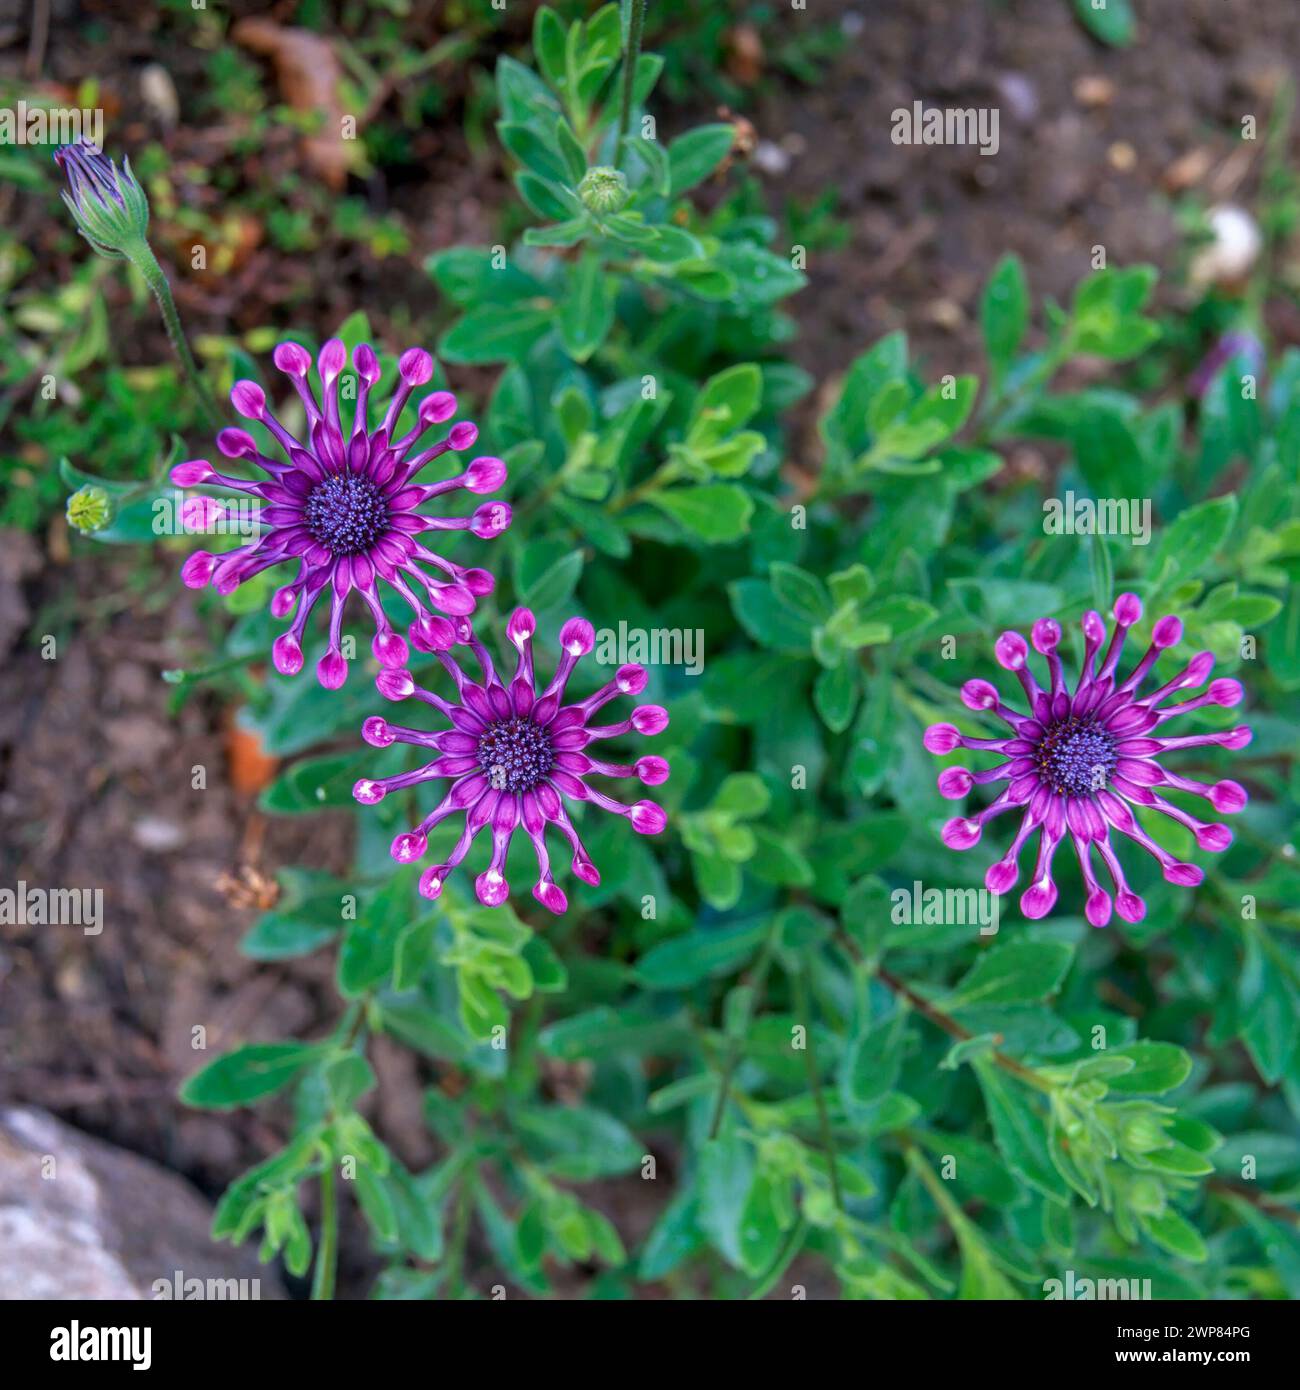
39, 1, 1300, 1303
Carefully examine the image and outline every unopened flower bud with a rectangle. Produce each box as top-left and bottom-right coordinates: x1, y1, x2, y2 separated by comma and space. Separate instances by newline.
578, 166, 629, 215
66, 484, 112, 533
54, 141, 149, 259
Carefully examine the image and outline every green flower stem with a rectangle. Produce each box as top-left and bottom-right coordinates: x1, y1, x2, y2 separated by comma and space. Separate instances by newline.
905, 1144, 969, 1232
311, 1161, 338, 1301
616, 0, 647, 162
134, 242, 223, 433
708, 918, 779, 1139
792, 959, 843, 1212
445, 1179, 475, 1298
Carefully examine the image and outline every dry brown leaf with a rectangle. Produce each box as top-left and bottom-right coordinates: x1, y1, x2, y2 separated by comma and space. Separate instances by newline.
725, 23, 764, 85
225, 722, 279, 797
233, 17, 350, 189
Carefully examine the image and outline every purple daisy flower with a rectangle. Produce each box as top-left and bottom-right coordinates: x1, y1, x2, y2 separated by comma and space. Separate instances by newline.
352, 608, 670, 914
172, 339, 512, 688
924, 594, 1251, 926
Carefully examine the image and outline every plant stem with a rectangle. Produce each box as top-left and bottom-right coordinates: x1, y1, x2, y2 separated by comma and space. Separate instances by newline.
445, 1180, 474, 1298
312, 1161, 338, 1301
904, 1143, 969, 1232
875, 964, 1054, 1093
793, 959, 842, 1212
135, 244, 223, 432
708, 920, 779, 1138
616, 0, 647, 160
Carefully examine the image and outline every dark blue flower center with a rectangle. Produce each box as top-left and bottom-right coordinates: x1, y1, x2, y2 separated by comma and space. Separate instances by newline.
1036, 717, 1117, 798
304, 474, 389, 557
478, 717, 553, 793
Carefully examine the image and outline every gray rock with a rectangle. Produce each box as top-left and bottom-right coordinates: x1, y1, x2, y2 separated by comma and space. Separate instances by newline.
0, 1107, 280, 1299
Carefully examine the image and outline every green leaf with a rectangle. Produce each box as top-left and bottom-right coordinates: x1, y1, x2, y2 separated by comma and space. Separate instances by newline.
946, 941, 1074, 1009
180, 1042, 325, 1110
667, 123, 735, 197
533, 6, 567, 88
974, 1060, 1070, 1204
769, 561, 831, 625
1068, 265, 1158, 357
713, 243, 805, 306
635, 921, 767, 990
696, 1134, 754, 1268
1105, 1041, 1193, 1095
1072, 0, 1136, 47
737, 1176, 789, 1278
814, 662, 859, 732
729, 577, 815, 652
516, 171, 578, 221
518, 539, 584, 610
338, 869, 421, 998
868, 376, 978, 465
980, 254, 1029, 382
688, 363, 763, 446
354, 1164, 399, 1242
523, 218, 589, 249
497, 121, 570, 184
558, 253, 614, 363
325, 1054, 375, 1109
1141, 1208, 1208, 1263
439, 304, 552, 365
647, 483, 753, 541
259, 751, 372, 813
516, 1105, 642, 1179
1237, 933, 1300, 1084
1151, 495, 1238, 591
748, 826, 814, 888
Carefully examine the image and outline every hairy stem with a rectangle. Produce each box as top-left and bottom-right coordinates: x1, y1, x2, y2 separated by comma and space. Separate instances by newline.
708, 920, 779, 1138
311, 1162, 338, 1301
793, 959, 843, 1212
617, 0, 647, 160
135, 244, 223, 432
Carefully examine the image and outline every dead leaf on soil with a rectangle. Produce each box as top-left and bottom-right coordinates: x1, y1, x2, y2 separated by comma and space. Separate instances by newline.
225, 722, 279, 797
233, 17, 351, 189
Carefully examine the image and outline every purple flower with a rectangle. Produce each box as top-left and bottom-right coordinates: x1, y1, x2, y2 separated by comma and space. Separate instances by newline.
54, 140, 149, 259
925, 594, 1250, 926
172, 340, 512, 687
352, 608, 670, 914
1187, 330, 1264, 398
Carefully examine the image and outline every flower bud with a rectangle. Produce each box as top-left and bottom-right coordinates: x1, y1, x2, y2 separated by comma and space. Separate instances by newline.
578, 165, 630, 214
54, 141, 149, 259
65, 484, 112, 533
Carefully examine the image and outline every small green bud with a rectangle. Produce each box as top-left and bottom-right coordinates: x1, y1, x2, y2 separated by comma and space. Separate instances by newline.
578, 165, 629, 215
66, 484, 112, 533
1127, 1175, 1166, 1216
1121, 1113, 1169, 1155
